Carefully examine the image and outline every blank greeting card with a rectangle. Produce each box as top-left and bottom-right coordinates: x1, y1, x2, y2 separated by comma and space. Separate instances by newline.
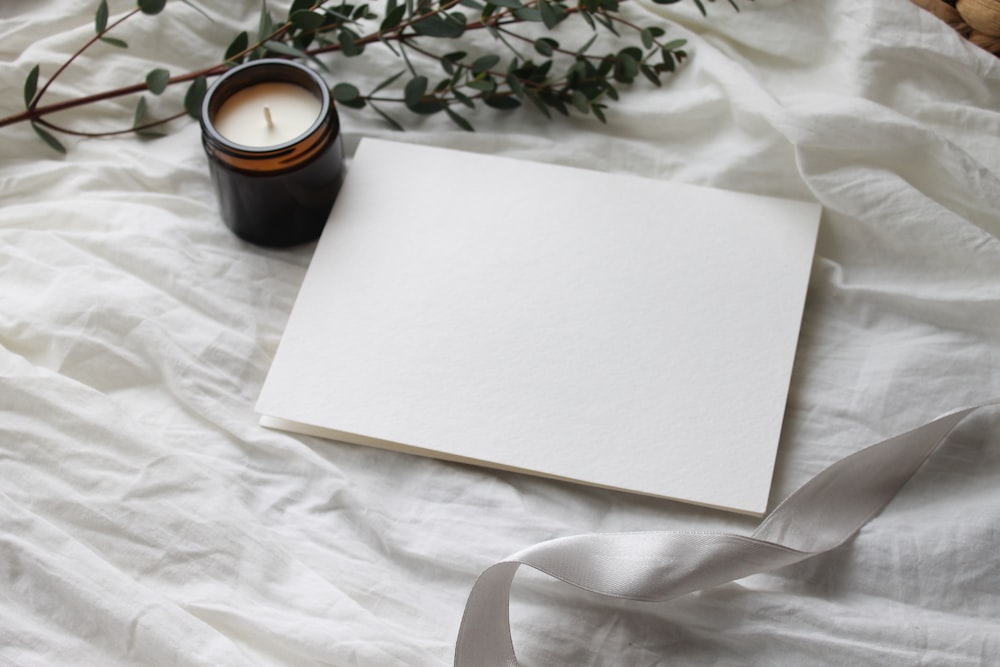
256, 138, 821, 516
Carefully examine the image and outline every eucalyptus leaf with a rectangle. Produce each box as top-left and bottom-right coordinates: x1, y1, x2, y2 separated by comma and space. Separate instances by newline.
453, 89, 475, 108
333, 82, 366, 108
31, 122, 66, 154
257, 0, 274, 42
591, 102, 607, 123
184, 75, 207, 120
23, 64, 39, 109
289, 0, 317, 17
408, 99, 446, 114
145, 68, 170, 95
133, 95, 167, 138
369, 102, 405, 130
404, 76, 428, 107
225, 31, 249, 63
640, 28, 653, 49
483, 94, 520, 110
96, 0, 109, 33
338, 30, 362, 57
513, 7, 541, 22
379, 4, 406, 32
137, 0, 167, 15
445, 106, 474, 131
100, 36, 129, 48
534, 38, 557, 57
291, 9, 326, 30
370, 69, 406, 95
537, 0, 559, 29
471, 54, 500, 75
411, 13, 466, 38
640, 64, 661, 86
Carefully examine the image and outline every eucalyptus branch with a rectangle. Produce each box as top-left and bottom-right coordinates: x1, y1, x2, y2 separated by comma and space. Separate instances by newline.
5, 0, 738, 153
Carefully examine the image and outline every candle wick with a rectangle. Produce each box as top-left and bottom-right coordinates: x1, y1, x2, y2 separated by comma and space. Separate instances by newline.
264, 106, 274, 129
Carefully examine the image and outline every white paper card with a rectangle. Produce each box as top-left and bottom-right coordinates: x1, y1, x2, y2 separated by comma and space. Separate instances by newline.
257, 138, 821, 515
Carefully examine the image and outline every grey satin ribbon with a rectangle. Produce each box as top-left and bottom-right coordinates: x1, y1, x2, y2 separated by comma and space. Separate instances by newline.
454, 400, 998, 667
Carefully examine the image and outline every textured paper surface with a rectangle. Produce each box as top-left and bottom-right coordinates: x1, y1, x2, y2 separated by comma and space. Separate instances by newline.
257, 138, 821, 515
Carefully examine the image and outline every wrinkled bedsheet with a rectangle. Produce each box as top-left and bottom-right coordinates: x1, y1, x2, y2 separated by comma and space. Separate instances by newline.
2, 1, 999, 665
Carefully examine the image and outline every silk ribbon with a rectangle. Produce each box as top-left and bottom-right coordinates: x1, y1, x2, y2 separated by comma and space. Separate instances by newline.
454, 400, 998, 666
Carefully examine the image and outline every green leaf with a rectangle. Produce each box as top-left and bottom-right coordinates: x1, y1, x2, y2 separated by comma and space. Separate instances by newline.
408, 99, 446, 114
537, 0, 564, 29
640, 64, 661, 87
513, 7, 541, 22
332, 82, 365, 108
257, 0, 274, 42
145, 68, 170, 95
613, 53, 638, 83
184, 75, 207, 120
533, 37, 557, 57
459, 0, 484, 8
370, 69, 405, 95
404, 76, 428, 107
225, 31, 249, 63
95, 0, 109, 33
661, 38, 687, 51
524, 91, 551, 118
571, 90, 589, 114
411, 13, 466, 38
445, 106, 474, 131
483, 94, 520, 110
23, 64, 39, 109
577, 33, 598, 56
591, 102, 607, 123
369, 102, 405, 130
137, 0, 167, 15
100, 36, 129, 48
470, 54, 500, 75
31, 122, 66, 154
338, 30, 362, 57
467, 77, 496, 94
453, 89, 475, 108
133, 96, 167, 138
506, 73, 524, 97
288, 0, 317, 17
659, 48, 675, 72
640, 28, 653, 49
692, 0, 707, 16
489, 0, 523, 6
379, 4, 406, 32
290, 9, 325, 30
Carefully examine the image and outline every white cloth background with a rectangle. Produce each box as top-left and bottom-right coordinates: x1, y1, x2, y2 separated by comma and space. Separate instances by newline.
1, 1, 999, 665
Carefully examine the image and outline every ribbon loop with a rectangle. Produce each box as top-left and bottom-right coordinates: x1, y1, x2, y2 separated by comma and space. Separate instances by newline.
455, 401, 997, 666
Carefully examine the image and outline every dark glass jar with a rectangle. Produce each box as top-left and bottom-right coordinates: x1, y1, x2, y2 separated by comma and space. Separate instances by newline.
200, 59, 345, 247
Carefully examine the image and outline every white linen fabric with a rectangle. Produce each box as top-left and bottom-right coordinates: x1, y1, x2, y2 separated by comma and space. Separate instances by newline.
1, 1, 999, 666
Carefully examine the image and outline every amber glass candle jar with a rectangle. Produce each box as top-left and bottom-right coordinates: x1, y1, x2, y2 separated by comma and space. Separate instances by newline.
200, 59, 345, 247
